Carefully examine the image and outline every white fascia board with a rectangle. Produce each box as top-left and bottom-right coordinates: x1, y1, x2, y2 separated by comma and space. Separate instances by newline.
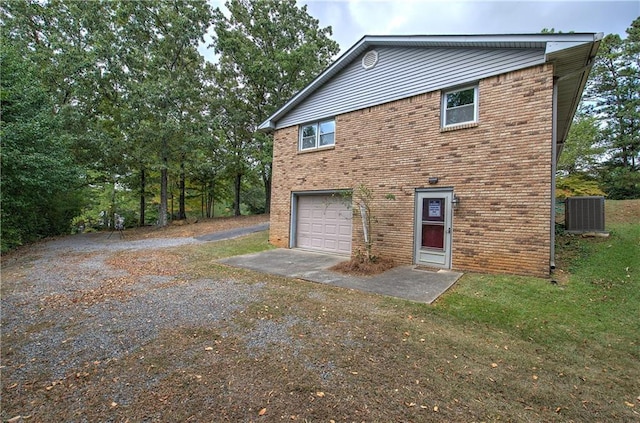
545, 41, 590, 55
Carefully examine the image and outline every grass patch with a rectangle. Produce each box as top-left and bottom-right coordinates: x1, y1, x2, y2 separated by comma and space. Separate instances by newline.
2, 202, 638, 422
431, 199, 639, 419
438, 200, 638, 352
184, 230, 273, 261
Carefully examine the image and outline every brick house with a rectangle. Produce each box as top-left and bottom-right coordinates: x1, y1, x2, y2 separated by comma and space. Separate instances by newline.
258, 34, 602, 277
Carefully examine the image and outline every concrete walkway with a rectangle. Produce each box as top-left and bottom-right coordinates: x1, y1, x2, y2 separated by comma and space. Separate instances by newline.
219, 248, 463, 304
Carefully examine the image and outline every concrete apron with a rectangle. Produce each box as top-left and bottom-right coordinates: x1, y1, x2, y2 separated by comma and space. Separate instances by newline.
218, 249, 463, 304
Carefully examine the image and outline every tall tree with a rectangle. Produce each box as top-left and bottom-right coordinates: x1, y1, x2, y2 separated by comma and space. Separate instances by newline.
212, 0, 340, 214
106, 0, 213, 225
587, 17, 640, 198
0, 41, 84, 251
558, 108, 603, 175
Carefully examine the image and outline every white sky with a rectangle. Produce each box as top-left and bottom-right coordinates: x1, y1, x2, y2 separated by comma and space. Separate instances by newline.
200, 0, 639, 62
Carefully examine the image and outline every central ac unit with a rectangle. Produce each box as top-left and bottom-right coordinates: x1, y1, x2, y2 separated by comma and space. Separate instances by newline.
565, 196, 605, 233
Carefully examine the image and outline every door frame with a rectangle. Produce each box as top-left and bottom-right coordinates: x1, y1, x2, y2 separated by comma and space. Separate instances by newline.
414, 188, 454, 269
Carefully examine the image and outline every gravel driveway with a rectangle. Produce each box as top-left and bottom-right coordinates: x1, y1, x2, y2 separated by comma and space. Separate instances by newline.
1, 227, 270, 419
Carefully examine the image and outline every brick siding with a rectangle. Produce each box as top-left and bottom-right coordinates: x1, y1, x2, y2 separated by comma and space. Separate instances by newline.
270, 64, 554, 277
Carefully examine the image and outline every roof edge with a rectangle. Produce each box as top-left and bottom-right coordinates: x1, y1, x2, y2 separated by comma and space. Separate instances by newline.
258, 32, 603, 132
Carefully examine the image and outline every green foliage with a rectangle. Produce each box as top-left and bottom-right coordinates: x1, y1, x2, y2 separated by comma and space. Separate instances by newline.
212, 0, 340, 213
555, 174, 606, 199
241, 184, 267, 215
598, 165, 640, 199
586, 17, 640, 198
1, 41, 84, 251
2, 0, 225, 238
558, 110, 603, 175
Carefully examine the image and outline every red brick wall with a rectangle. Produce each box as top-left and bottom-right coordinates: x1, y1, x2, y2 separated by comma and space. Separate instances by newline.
270, 64, 554, 277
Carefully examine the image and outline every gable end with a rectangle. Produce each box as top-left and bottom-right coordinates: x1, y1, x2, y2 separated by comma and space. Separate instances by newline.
275, 46, 545, 129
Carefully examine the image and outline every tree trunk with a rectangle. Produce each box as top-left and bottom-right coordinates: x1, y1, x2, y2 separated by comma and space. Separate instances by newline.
201, 183, 205, 218
208, 195, 214, 218
159, 164, 168, 227
178, 159, 186, 220
233, 173, 242, 216
139, 167, 146, 226
262, 168, 271, 214
207, 180, 214, 218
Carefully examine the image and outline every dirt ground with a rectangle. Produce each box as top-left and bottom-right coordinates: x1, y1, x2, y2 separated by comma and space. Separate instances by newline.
122, 214, 270, 239
2, 211, 637, 422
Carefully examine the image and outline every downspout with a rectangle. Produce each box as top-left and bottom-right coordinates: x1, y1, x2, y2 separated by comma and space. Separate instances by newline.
550, 78, 558, 271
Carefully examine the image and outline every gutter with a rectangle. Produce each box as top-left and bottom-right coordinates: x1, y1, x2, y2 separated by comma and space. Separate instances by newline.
549, 33, 602, 272
550, 79, 558, 271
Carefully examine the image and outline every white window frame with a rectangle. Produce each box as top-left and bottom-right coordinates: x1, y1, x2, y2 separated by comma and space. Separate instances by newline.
299, 119, 335, 151
442, 85, 478, 128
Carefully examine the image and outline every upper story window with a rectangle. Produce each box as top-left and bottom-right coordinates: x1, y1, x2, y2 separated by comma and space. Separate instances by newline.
299, 119, 335, 151
442, 85, 478, 127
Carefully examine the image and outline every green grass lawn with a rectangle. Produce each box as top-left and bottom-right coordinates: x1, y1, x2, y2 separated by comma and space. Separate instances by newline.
181, 200, 640, 421
185, 200, 640, 421
2, 201, 637, 422
430, 199, 639, 419
438, 201, 639, 351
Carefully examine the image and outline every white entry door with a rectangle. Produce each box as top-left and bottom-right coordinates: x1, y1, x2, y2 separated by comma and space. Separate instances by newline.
415, 190, 453, 268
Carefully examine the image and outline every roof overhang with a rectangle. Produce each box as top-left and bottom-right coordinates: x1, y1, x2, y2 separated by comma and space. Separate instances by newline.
546, 35, 603, 158
259, 33, 603, 142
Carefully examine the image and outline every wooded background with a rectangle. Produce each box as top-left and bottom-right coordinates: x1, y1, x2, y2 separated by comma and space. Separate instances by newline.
1, 1, 638, 252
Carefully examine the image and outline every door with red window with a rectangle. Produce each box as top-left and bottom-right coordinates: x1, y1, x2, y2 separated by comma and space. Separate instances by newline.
415, 190, 453, 268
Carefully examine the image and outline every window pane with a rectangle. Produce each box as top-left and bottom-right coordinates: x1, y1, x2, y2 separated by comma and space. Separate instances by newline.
300, 124, 316, 150
319, 133, 334, 146
446, 88, 474, 108
445, 104, 474, 125
301, 136, 316, 149
422, 224, 444, 249
319, 120, 335, 135
301, 124, 316, 138
422, 198, 444, 222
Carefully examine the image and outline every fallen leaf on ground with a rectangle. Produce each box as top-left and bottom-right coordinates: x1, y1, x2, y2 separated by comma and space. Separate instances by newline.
259, 408, 267, 416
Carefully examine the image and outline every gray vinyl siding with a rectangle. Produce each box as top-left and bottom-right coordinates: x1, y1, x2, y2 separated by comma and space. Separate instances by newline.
276, 47, 545, 129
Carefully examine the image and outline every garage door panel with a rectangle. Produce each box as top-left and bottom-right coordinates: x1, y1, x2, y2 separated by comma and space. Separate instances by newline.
338, 223, 351, 235
296, 195, 352, 255
324, 240, 337, 249
298, 222, 310, 232
338, 240, 351, 251
324, 224, 337, 235
325, 209, 338, 219
311, 223, 324, 234
299, 208, 311, 218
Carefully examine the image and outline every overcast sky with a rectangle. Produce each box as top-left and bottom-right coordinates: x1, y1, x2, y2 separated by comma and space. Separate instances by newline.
201, 0, 639, 61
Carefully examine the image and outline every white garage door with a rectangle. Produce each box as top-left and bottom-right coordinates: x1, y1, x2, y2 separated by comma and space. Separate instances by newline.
296, 195, 352, 255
